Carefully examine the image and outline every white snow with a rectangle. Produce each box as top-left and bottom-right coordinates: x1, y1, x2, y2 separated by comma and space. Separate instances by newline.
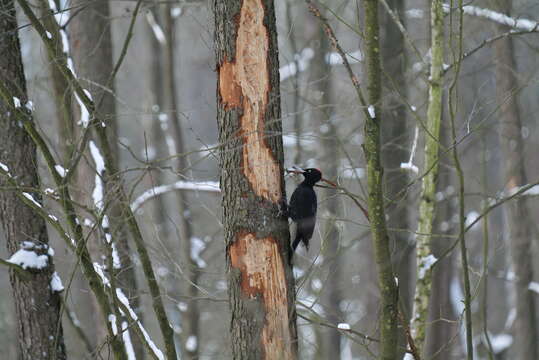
7, 249, 48, 269
443, 4, 539, 32
400, 162, 419, 174
400, 126, 420, 174
55, 164, 67, 177
51, 271, 64, 291
146, 12, 166, 45
465, 211, 480, 229
325, 49, 362, 65
337, 323, 351, 330
418, 254, 437, 279
279, 48, 315, 81
406, 9, 424, 19
22, 192, 42, 208
46, 31, 52, 39
89, 141, 105, 211
185, 335, 198, 352
93, 262, 110, 286
75, 93, 89, 127
121, 321, 136, 360
48, 214, 58, 222
367, 105, 376, 119
190, 237, 207, 268
131, 181, 220, 211
116, 288, 164, 360
490, 333, 513, 354
13, 97, 21, 108
311, 278, 323, 291
47, 246, 55, 256
280, 48, 362, 82
109, 314, 118, 335
171, 7, 182, 18
528, 282, 539, 294
111, 243, 121, 269
25, 101, 34, 112
0, 162, 10, 177
177, 302, 188, 312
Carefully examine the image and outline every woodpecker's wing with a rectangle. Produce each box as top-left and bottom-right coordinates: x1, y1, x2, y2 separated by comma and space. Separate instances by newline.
289, 185, 317, 221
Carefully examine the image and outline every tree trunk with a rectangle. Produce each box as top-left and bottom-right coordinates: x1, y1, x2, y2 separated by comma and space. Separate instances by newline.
493, 2, 538, 359
66, 0, 144, 356
379, 1, 412, 358
307, 24, 343, 359
411, 0, 445, 354
0, 1, 66, 358
162, 6, 201, 358
363, 1, 399, 359
214, 0, 298, 358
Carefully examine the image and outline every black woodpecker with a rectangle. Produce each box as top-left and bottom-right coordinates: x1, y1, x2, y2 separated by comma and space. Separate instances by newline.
289, 168, 322, 253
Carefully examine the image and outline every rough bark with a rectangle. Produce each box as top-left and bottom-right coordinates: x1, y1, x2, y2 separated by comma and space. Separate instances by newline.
363, 1, 399, 359
411, 0, 444, 354
379, 1, 412, 358
0, 1, 66, 358
493, 2, 538, 359
214, 0, 298, 358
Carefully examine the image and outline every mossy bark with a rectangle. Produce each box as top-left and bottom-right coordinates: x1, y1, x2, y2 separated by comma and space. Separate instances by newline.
363, 1, 399, 359
411, 0, 444, 354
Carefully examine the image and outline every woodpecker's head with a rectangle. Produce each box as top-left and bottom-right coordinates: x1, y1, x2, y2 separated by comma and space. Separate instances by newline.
302, 168, 322, 185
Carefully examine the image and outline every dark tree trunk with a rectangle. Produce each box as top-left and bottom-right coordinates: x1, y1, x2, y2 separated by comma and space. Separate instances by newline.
493, 2, 538, 359
214, 0, 298, 358
0, 1, 66, 358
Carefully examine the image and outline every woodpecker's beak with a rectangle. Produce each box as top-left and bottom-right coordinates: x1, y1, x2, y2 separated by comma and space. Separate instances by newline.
321, 177, 337, 187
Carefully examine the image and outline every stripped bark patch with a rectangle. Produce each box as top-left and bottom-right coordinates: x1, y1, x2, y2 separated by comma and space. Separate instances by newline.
217, 0, 282, 203
219, 61, 242, 110
229, 232, 294, 359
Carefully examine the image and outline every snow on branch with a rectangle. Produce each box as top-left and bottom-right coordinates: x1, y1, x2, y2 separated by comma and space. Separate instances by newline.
443, 4, 539, 32
280, 48, 362, 82
131, 180, 220, 212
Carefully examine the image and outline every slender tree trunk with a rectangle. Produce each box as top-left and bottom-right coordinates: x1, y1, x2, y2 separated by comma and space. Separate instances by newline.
0, 1, 66, 358
411, 0, 444, 354
307, 24, 343, 359
363, 1, 399, 359
65, 0, 144, 356
425, 126, 459, 358
493, 2, 538, 359
162, 7, 201, 358
379, 1, 412, 358
214, 0, 298, 358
